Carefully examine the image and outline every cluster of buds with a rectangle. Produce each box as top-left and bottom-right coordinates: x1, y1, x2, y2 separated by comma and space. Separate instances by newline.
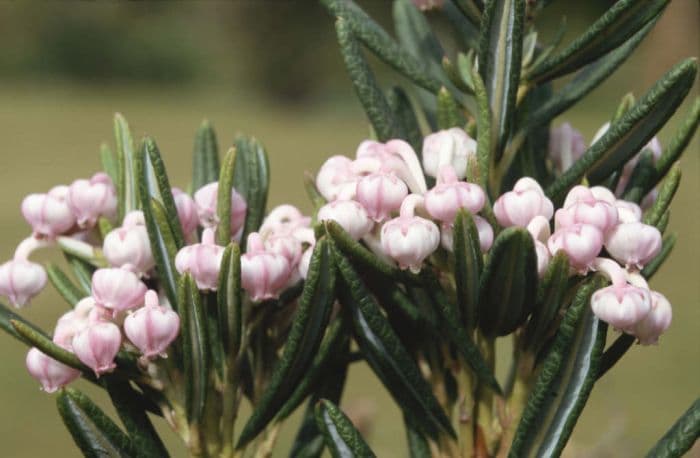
315, 124, 672, 344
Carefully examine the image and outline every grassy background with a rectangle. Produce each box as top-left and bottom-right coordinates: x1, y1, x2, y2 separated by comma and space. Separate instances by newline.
0, 2, 698, 457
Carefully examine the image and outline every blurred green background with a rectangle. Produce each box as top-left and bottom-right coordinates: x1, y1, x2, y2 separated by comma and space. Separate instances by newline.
0, 2, 698, 457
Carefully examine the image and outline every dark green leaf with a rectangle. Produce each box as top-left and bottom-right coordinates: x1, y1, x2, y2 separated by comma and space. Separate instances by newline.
179, 273, 209, 424
64, 254, 94, 295
236, 239, 336, 449
472, 65, 492, 191
546, 58, 697, 202
46, 263, 84, 307
192, 119, 220, 193
57, 388, 134, 458
622, 148, 657, 202
103, 377, 169, 458
444, 0, 481, 47
114, 113, 138, 220
233, 136, 270, 250
478, 227, 537, 337
216, 147, 237, 246
334, 249, 455, 439
643, 163, 681, 227
315, 399, 377, 458
528, 0, 668, 82
437, 86, 465, 129
478, 0, 525, 158
335, 17, 402, 141
304, 171, 327, 212
394, 0, 445, 71
217, 243, 242, 359
453, 210, 482, 330
0, 302, 47, 346
11, 319, 87, 371
405, 414, 431, 458
645, 398, 700, 458
143, 199, 181, 312
387, 86, 424, 153
642, 233, 676, 279
100, 143, 118, 185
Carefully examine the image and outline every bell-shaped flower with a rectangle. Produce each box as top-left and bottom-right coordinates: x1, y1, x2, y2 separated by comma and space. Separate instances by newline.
440, 214, 494, 254
91, 267, 147, 313
424, 166, 486, 226
0, 259, 47, 307
260, 205, 311, 234
357, 139, 427, 194
72, 320, 122, 376
21, 187, 75, 238
633, 291, 672, 345
172, 188, 199, 237
555, 186, 618, 233
421, 128, 476, 179
175, 228, 225, 291
317, 200, 373, 240
547, 223, 603, 273
124, 290, 180, 359
194, 182, 247, 237
356, 171, 408, 222
614, 200, 642, 223
590, 283, 652, 331
493, 177, 553, 228
25, 347, 80, 393
548, 123, 586, 173
604, 222, 662, 269
315, 155, 358, 202
67, 172, 117, 228
103, 224, 154, 274
241, 233, 291, 302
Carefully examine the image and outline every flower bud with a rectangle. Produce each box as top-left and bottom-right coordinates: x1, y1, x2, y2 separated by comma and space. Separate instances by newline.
422, 128, 476, 179
175, 228, 225, 291
21, 190, 75, 238
356, 172, 408, 222
194, 182, 247, 236
298, 246, 313, 280
91, 268, 147, 313
315, 155, 358, 201
555, 190, 618, 233
260, 205, 311, 234
633, 291, 672, 345
590, 284, 652, 330
424, 167, 486, 225
124, 290, 180, 359
381, 215, 440, 273
25, 347, 80, 393
103, 224, 154, 274
493, 177, 553, 228
72, 321, 122, 376
0, 259, 47, 307
358, 140, 427, 195
547, 224, 603, 273
264, 233, 303, 267
172, 188, 199, 236
614, 200, 642, 223
53, 310, 89, 350
122, 210, 146, 228
67, 173, 117, 228
317, 200, 373, 240
527, 215, 551, 243
534, 241, 551, 278
549, 123, 586, 172
241, 233, 291, 302
604, 222, 662, 269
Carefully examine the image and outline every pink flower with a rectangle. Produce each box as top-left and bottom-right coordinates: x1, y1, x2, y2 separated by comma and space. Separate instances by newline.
549, 123, 586, 173
53, 305, 92, 350
421, 128, 476, 179
493, 177, 554, 228
439, 215, 493, 253
124, 290, 180, 359
194, 182, 247, 237
0, 259, 47, 307
298, 246, 313, 280
633, 291, 672, 345
590, 283, 652, 330
604, 222, 662, 269
315, 155, 358, 201
356, 172, 408, 222
614, 200, 642, 223
264, 233, 303, 267
424, 167, 486, 226
357, 139, 427, 194
103, 224, 154, 274
317, 200, 373, 240
172, 188, 199, 236
260, 205, 311, 234
555, 186, 618, 233
547, 224, 603, 273
91, 268, 147, 313
534, 241, 551, 278
72, 321, 122, 376
175, 228, 225, 291
21, 188, 75, 238
122, 210, 146, 228
241, 233, 291, 302
527, 215, 551, 243
412, 0, 444, 10
25, 347, 80, 393
67, 172, 117, 228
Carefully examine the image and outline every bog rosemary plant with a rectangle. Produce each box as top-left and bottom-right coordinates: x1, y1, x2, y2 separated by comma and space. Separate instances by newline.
0, 0, 699, 457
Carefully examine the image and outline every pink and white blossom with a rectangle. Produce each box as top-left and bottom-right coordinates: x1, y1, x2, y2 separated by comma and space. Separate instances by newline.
67, 172, 117, 228
604, 222, 662, 269
172, 188, 199, 236
590, 283, 652, 330
91, 268, 147, 313
633, 291, 672, 345
549, 123, 586, 173
124, 290, 180, 359
26, 347, 80, 393
317, 200, 373, 240
194, 182, 247, 237
0, 259, 47, 307
72, 320, 122, 376
424, 167, 486, 226
493, 177, 554, 228
241, 233, 291, 302
21, 188, 75, 238
103, 224, 154, 274
421, 128, 476, 179
175, 228, 225, 291
547, 224, 603, 273
355, 172, 408, 222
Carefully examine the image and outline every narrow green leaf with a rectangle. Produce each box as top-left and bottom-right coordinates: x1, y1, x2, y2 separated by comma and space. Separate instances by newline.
612, 92, 637, 123
387, 86, 424, 153
315, 399, 377, 458
445, 0, 481, 46
643, 163, 681, 227
11, 319, 87, 371
525, 21, 654, 130
179, 273, 209, 424
57, 237, 107, 269
100, 143, 118, 185
437, 86, 464, 129
453, 210, 482, 330
216, 147, 236, 246
597, 332, 635, 380
657, 209, 671, 235
546, 59, 697, 202
103, 377, 169, 458
405, 414, 431, 458
114, 113, 138, 220
478, 227, 537, 337
144, 199, 181, 312
321, 0, 441, 93
46, 263, 84, 307
642, 233, 676, 279
651, 97, 700, 189
192, 120, 220, 193
622, 148, 657, 202
233, 136, 270, 250
510, 277, 602, 456
528, 0, 668, 82
335, 17, 402, 141
478, 0, 525, 158
57, 388, 134, 458
394, 0, 445, 69
304, 171, 327, 212
334, 249, 455, 439
217, 243, 242, 359
472, 66, 491, 190
236, 239, 336, 449
0, 302, 46, 346
65, 254, 93, 295
645, 398, 700, 458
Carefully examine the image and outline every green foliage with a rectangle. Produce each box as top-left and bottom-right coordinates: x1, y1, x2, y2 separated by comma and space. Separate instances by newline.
192, 120, 220, 193
315, 399, 377, 458
645, 398, 700, 458
232, 136, 270, 251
